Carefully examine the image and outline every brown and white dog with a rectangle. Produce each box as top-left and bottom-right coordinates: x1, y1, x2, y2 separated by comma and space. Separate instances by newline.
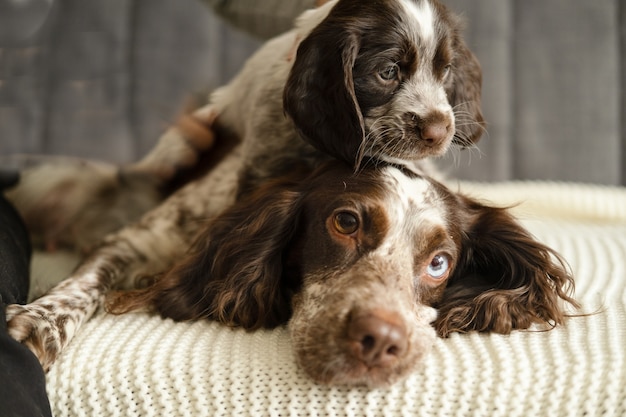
5, 0, 499, 385
106, 159, 578, 387
212, 0, 484, 193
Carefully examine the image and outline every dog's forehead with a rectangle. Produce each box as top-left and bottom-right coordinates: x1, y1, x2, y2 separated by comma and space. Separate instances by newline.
382, 165, 436, 204
399, 0, 436, 44
374, 165, 449, 257
382, 166, 445, 227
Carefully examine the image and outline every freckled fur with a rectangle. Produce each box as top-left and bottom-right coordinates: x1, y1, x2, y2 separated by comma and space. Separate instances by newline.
8, 0, 488, 383
108, 161, 579, 387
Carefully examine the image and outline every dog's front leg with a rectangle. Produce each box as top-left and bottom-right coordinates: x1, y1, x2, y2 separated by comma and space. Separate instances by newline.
6, 145, 242, 371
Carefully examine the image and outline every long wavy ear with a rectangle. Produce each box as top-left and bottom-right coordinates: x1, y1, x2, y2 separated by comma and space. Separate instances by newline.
107, 180, 304, 330
435, 195, 579, 336
283, 3, 365, 166
445, 14, 485, 147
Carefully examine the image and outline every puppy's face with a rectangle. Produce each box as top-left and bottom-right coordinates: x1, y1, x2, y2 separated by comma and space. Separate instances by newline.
285, 0, 484, 167
354, 0, 459, 160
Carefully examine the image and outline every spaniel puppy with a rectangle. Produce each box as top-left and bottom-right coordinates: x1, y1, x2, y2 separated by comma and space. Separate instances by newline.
108, 160, 577, 387
212, 0, 484, 192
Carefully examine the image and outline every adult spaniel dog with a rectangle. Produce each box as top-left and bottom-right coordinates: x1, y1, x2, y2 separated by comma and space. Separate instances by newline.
107, 159, 577, 387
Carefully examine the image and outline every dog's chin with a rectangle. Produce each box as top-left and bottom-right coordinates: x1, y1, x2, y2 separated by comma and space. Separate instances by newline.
290, 321, 437, 388
296, 349, 428, 388
366, 134, 454, 164
299, 360, 409, 388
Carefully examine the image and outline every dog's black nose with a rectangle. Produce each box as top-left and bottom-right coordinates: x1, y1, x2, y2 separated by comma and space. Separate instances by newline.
347, 311, 408, 367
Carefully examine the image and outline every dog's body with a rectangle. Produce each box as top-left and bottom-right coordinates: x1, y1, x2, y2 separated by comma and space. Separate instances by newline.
7, 145, 244, 370
3, 0, 574, 388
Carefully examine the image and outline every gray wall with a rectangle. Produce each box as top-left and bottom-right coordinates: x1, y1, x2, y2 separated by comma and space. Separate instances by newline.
0, 0, 624, 185
442, 0, 623, 184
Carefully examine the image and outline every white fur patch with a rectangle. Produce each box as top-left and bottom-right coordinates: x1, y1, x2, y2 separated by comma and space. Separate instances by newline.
401, 0, 435, 44
386, 166, 431, 208
379, 166, 447, 248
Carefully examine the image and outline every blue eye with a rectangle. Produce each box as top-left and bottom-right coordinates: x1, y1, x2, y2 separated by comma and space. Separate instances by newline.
426, 253, 450, 279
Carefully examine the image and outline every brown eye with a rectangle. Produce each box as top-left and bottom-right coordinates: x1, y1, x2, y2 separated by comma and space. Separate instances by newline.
333, 211, 359, 235
442, 64, 452, 79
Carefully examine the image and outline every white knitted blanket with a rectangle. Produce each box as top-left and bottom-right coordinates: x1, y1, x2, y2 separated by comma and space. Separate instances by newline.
41, 181, 626, 417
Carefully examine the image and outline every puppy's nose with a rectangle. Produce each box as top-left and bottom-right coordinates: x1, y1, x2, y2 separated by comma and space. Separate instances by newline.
347, 311, 408, 367
420, 121, 451, 146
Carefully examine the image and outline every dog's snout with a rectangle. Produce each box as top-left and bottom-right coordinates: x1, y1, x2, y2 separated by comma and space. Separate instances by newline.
421, 121, 451, 146
347, 311, 408, 367
405, 111, 452, 148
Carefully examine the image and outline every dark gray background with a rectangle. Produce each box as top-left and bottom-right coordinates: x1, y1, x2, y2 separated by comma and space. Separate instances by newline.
0, 0, 624, 184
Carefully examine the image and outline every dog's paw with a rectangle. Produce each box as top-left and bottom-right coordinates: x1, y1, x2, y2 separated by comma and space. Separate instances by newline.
6, 302, 71, 371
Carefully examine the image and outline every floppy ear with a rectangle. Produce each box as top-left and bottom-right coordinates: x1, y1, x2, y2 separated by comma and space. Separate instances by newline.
446, 25, 485, 147
107, 180, 304, 330
435, 195, 579, 336
283, 9, 365, 167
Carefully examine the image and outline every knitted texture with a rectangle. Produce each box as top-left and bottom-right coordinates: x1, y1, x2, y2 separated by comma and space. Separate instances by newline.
43, 182, 626, 417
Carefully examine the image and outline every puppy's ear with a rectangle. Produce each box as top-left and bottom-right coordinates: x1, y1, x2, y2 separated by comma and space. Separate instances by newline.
284, 10, 365, 167
435, 195, 579, 336
446, 26, 485, 147
107, 179, 304, 330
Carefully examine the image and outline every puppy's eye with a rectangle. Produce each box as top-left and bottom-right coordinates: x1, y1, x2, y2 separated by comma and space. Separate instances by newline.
333, 211, 359, 235
378, 64, 399, 81
426, 253, 450, 279
442, 64, 452, 79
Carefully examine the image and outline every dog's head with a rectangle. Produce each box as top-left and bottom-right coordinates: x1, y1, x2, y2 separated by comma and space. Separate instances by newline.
284, 0, 484, 168
109, 161, 577, 387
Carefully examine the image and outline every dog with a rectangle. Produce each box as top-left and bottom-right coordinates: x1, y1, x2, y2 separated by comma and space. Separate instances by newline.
105, 159, 578, 387
4, 154, 580, 386
6, 0, 491, 382
212, 0, 484, 193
